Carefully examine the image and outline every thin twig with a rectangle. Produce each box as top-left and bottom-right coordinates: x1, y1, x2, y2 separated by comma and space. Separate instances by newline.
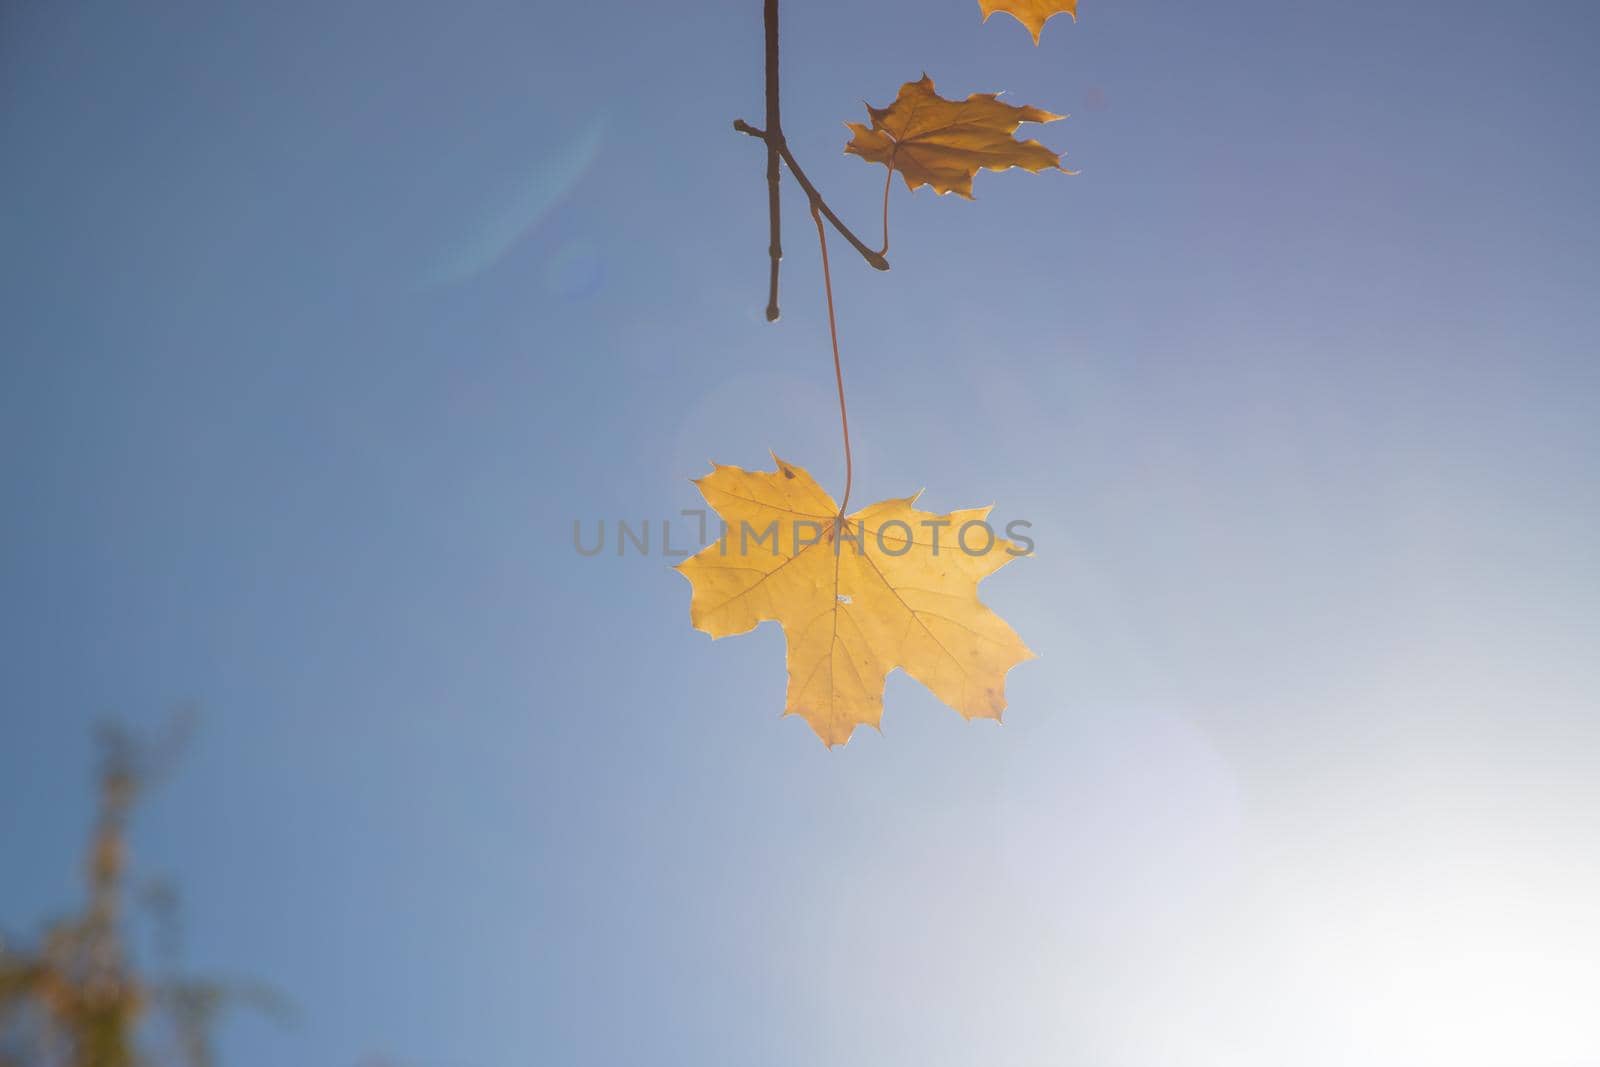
762, 0, 781, 321
735, 0, 889, 321
734, 122, 891, 274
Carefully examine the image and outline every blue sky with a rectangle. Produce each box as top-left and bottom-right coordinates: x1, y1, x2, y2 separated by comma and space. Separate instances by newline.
3, 1, 1598, 1064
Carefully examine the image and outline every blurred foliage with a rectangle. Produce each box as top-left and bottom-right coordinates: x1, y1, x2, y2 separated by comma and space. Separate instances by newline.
0, 719, 287, 1067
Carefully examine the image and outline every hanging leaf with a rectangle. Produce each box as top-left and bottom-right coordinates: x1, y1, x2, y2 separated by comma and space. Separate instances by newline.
978, 0, 1079, 44
677, 457, 1035, 747
844, 75, 1070, 198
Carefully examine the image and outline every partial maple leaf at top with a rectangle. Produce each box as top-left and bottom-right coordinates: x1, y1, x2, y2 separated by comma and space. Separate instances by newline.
844, 75, 1070, 199
677, 457, 1034, 747
978, 0, 1078, 44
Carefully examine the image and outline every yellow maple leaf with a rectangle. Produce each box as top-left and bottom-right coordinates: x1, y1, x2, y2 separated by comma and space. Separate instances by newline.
677, 457, 1035, 747
844, 75, 1070, 198
978, 0, 1078, 44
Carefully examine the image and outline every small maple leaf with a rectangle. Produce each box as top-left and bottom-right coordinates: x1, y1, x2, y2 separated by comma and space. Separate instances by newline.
978, 0, 1078, 44
677, 457, 1035, 747
844, 75, 1070, 198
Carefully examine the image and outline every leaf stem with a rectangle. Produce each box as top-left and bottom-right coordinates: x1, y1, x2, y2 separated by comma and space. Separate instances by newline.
811, 200, 853, 517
